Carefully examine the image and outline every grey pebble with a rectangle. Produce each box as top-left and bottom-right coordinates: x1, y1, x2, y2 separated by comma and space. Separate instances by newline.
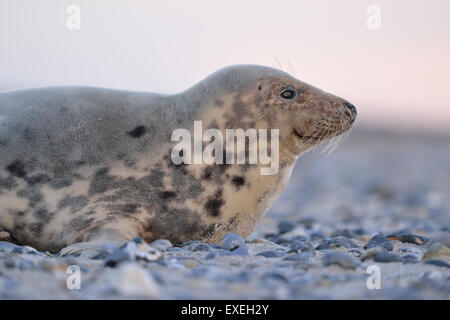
148, 239, 173, 251
191, 244, 211, 252
272, 237, 293, 246
257, 250, 285, 258
386, 232, 429, 245
105, 249, 134, 267
284, 252, 315, 262
0, 241, 21, 253
423, 259, 450, 268
316, 236, 359, 250
373, 251, 403, 263
402, 254, 420, 264
400, 246, 422, 255
360, 247, 384, 261
381, 241, 394, 251
100, 243, 118, 255
231, 245, 250, 256
166, 247, 182, 252
289, 240, 315, 254
277, 220, 296, 234
217, 250, 234, 257
221, 233, 245, 251
364, 233, 393, 251
322, 251, 358, 269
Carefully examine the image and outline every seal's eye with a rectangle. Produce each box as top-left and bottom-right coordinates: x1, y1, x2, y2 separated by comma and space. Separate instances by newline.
280, 89, 295, 100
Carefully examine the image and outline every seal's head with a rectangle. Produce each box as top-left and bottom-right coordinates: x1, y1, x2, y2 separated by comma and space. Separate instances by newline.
255, 67, 357, 155
201, 65, 357, 157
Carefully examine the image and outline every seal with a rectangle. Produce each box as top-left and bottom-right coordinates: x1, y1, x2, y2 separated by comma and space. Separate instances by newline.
0, 65, 356, 253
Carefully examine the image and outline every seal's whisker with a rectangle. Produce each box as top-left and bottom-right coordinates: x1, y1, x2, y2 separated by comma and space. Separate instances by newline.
318, 122, 342, 155
287, 58, 296, 77
324, 121, 350, 156
316, 126, 334, 154
269, 50, 284, 71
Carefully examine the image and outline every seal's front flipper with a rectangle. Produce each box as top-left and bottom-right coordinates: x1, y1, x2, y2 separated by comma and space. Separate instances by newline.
58, 239, 123, 258
0, 229, 12, 242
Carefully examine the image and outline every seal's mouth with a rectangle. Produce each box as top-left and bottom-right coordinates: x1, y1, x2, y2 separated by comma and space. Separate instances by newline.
292, 128, 324, 143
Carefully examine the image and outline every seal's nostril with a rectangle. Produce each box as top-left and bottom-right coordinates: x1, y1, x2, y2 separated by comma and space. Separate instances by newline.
343, 102, 357, 117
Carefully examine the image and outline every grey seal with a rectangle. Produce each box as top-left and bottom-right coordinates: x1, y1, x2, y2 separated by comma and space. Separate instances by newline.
0, 64, 356, 252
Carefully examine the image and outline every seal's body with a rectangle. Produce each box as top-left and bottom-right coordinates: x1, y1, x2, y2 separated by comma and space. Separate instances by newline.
0, 65, 356, 252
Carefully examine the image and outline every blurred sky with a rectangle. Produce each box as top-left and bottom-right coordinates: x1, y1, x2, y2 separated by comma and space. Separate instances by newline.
1, 0, 449, 133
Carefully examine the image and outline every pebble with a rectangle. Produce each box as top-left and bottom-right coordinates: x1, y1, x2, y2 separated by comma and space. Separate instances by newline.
423, 259, 450, 268
363, 233, 393, 251
105, 242, 137, 268
277, 220, 296, 234
217, 250, 234, 257
386, 232, 429, 245
257, 250, 285, 258
221, 233, 245, 251
316, 236, 359, 250
135, 247, 163, 262
381, 241, 394, 251
322, 251, 358, 269
231, 245, 251, 256
373, 251, 403, 263
284, 252, 315, 262
402, 254, 420, 264
422, 243, 450, 260
272, 237, 293, 246
289, 240, 315, 254
105, 248, 134, 267
191, 244, 211, 252
0, 241, 21, 253
400, 246, 422, 255
148, 239, 173, 251
100, 243, 118, 255
166, 247, 182, 252
360, 247, 384, 261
